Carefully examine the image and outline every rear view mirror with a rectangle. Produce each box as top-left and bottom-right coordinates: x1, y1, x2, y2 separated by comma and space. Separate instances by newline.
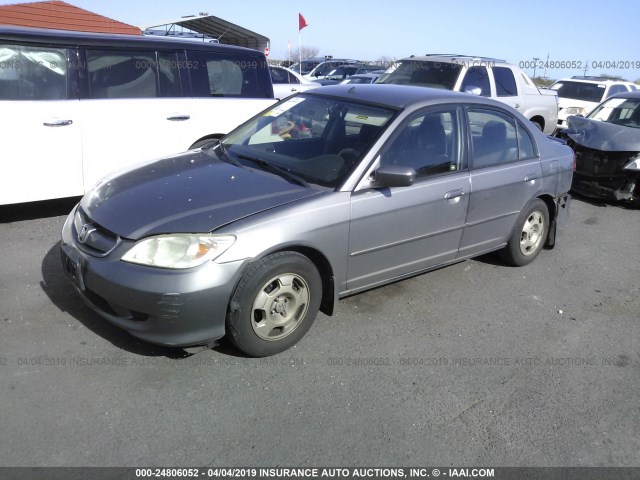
373, 165, 415, 188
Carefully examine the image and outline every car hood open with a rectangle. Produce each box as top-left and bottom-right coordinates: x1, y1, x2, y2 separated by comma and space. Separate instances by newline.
80, 150, 321, 240
566, 116, 640, 152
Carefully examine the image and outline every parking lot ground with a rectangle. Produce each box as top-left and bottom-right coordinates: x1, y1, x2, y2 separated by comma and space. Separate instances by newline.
0, 197, 638, 467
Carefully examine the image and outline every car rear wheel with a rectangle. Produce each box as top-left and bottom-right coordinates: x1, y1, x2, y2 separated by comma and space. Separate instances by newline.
226, 252, 322, 357
501, 199, 549, 267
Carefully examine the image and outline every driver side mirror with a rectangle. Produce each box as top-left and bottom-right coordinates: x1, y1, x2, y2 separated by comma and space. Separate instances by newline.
372, 165, 415, 188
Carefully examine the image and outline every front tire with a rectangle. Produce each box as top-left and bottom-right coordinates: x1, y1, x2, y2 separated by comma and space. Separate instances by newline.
501, 199, 549, 267
226, 252, 322, 357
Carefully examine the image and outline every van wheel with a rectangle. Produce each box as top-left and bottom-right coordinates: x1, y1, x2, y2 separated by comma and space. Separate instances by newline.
226, 252, 322, 357
501, 199, 549, 267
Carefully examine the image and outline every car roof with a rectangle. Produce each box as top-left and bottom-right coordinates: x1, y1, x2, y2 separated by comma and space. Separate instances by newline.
0, 25, 263, 54
607, 91, 640, 100
350, 73, 379, 78
555, 76, 635, 86
400, 54, 508, 64
304, 83, 505, 109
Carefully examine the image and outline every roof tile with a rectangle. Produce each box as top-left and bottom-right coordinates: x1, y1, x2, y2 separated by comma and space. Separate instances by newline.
0, 1, 141, 35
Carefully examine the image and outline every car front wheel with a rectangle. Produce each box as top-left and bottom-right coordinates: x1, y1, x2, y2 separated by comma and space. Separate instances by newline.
501, 199, 549, 267
226, 252, 322, 357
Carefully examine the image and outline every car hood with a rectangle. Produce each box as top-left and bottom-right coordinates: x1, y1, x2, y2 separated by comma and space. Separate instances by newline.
81, 150, 322, 240
566, 116, 640, 152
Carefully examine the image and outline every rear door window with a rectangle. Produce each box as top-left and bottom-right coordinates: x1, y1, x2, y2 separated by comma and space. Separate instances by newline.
86, 50, 182, 99
460, 66, 491, 96
0, 44, 68, 100
188, 52, 266, 97
493, 66, 518, 97
468, 108, 519, 168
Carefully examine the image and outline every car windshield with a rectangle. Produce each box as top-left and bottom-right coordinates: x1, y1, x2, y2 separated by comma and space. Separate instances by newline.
290, 61, 319, 75
587, 97, 640, 128
377, 60, 462, 89
550, 81, 606, 103
221, 94, 397, 188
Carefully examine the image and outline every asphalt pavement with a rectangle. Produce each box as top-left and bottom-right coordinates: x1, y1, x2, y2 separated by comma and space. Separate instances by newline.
0, 196, 638, 467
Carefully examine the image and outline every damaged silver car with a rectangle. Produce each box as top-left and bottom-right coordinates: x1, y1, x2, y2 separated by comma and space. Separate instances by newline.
563, 92, 640, 205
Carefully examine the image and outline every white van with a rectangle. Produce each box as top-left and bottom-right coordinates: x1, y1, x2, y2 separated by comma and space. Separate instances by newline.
0, 26, 276, 205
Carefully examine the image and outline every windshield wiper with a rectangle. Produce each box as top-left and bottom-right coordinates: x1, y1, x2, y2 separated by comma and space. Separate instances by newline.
236, 154, 310, 188
213, 140, 243, 168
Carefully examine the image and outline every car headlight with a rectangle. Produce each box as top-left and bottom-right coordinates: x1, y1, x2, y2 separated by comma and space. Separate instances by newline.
121, 234, 236, 269
623, 154, 640, 171
564, 107, 586, 116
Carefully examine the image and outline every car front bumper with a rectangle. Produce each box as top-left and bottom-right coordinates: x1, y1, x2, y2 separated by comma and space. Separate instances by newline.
60, 207, 247, 347
572, 172, 639, 203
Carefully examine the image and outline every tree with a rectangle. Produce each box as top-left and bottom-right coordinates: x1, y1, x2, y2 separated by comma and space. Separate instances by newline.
597, 73, 628, 81
375, 56, 396, 70
290, 46, 319, 61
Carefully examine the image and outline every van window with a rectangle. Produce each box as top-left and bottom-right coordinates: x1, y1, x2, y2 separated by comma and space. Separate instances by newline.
87, 50, 160, 99
0, 44, 67, 100
188, 52, 263, 97
157, 52, 182, 97
85, 50, 182, 99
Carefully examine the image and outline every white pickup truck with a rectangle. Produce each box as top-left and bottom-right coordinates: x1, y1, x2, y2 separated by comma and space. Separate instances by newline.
378, 55, 558, 135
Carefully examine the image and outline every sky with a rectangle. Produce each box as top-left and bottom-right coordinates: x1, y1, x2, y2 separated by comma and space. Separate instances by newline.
2, 0, 640, 82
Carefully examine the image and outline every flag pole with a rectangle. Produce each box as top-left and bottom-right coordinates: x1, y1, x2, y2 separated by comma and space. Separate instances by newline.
298, 13, 308, 75
298, 30, 302, 75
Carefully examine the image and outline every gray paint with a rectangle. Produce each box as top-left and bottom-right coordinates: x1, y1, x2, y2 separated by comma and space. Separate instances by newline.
61, 84, 574, 347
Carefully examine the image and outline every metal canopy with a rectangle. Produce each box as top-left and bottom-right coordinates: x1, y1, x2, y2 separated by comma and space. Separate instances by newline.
142, 14, 269, 51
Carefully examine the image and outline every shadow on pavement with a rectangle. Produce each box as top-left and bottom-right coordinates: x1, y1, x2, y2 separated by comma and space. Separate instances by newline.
41, 242, 190, 359
0, 196, 81, 223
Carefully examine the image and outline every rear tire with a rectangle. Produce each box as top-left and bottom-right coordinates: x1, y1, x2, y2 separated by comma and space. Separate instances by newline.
226, 252, 322, 357
500, 199, 549, 267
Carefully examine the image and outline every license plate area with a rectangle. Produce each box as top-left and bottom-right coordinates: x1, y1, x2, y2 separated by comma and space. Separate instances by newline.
61, 247, 85, 291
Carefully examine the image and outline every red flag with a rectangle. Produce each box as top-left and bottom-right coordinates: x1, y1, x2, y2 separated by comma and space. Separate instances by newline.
298, 13, 308, 31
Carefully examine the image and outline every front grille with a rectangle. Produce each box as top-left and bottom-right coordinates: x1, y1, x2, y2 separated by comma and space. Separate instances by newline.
73, 207, 120, 256
574, 147, 633, 177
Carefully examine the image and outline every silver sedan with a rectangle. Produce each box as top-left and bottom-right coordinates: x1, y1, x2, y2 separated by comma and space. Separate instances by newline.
61, 84, 573, 356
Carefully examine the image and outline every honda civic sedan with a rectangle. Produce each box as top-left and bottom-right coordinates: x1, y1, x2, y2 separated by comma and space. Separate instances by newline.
61, 84, 573, 357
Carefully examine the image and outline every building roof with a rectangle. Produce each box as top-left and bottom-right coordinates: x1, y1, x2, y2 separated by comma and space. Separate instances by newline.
142, 14, 269, 52
0, 0, 141, 35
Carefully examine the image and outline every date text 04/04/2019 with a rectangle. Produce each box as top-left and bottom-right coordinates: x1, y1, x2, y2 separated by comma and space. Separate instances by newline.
519, 60, 640, 70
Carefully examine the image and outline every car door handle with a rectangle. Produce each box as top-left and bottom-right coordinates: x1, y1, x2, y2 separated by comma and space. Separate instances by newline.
167, 115, 191, 121
444, 189, 465, 200
524, 173, 538, 182
43, 119, 73, 127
